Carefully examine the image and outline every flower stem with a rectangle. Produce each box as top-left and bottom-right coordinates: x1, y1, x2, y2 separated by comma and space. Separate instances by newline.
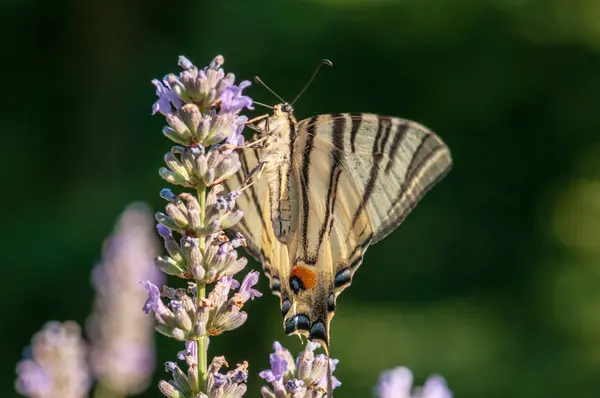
196, 185, 207, 393
196, 282, 207, 392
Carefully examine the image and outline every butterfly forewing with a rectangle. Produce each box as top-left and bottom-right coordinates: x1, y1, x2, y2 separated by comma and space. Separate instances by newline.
304, 113, 452, 243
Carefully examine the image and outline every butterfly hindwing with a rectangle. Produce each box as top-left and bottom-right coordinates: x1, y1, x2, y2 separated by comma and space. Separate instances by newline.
223, 146, 290, 299
282, 115, 374, 348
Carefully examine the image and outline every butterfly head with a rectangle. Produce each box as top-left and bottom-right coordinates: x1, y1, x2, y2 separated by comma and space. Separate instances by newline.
273, 103, 294, 116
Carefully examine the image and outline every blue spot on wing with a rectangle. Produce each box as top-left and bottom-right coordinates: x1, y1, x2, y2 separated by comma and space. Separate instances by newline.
284, 314, 310, 334
334, 268, 352, 288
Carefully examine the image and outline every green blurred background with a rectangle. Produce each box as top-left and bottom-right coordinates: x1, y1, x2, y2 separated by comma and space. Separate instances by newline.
4, 0, 600, 396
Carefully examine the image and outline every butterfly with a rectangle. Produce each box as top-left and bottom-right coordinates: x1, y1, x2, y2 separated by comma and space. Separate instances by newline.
224, 100, 451, 355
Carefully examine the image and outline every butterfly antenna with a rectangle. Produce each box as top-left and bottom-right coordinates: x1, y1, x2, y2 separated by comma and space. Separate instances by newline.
252, 101, 274, 110
290, 59, 333, 106
254, 76, 287, 104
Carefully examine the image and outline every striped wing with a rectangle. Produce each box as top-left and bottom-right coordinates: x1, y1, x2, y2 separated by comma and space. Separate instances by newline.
321, 113, 452, 243
223, 146, 293, 300
223, 147, 266, 261
281, 113, 451, 350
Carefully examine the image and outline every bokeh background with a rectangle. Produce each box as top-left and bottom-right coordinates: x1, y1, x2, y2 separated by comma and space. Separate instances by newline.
4, 0, 600, 397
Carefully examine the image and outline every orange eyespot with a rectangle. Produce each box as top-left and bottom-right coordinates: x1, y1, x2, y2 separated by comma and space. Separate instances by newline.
291, 265, 317, 289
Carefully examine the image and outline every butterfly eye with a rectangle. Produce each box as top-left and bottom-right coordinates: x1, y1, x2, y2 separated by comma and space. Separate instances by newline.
282, 103, 293, 113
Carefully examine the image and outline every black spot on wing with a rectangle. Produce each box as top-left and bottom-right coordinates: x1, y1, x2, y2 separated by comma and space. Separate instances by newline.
327, 293, 336, 312
289, 276, 305, 293
309, 322, 328, 343
270, 276, 281, 292
281, 299, 292, 316
285, 314, 311, 334
334, 268, 352, 288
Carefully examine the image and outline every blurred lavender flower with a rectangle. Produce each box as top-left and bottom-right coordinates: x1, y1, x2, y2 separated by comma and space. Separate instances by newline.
376, 367, 452, 398
15, 321, 91, 398
149, 55, 258, 397
259, 342, 340, 398
86, 203, 164, 396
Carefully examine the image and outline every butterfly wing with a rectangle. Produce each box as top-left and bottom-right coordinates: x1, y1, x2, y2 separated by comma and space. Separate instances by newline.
223, 147, 266, 260
223, 145, 296, 313
282, 113, 451, 351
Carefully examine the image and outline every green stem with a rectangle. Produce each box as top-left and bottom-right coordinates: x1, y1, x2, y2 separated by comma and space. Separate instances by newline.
196, 282, 207, 392
196, 185, 208, 393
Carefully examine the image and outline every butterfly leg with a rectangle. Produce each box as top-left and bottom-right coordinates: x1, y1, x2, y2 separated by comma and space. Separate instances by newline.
243, 113, 270, 125
219, 116, 271, 152
238, 161, 266, 193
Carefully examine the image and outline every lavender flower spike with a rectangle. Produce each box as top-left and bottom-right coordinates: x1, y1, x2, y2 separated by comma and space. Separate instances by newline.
376, 367, 452, 398
159, 344, 248, 398
151, 55, 257, 397
86, 203, 164, 395
15, 321, 91, 398
260, 341, 340, 398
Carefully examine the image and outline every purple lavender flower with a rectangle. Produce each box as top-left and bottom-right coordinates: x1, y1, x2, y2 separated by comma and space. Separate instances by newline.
259, 341, 340, 398
226, 116, 248, 147
141, 280, 166, 315
376, 367, 452, 398
220, 81, 254, 114
153, 55, 252, 148
235, 271, 262, 303
159, 345, 248, 398
152, 78, 183, 116
86, 204, 163, 395
259, 352, 288, 383
177, 340, 198, 361
15, 321, 90, 398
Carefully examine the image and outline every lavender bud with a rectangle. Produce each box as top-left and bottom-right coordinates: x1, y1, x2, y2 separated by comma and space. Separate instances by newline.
155, 212, 181, 232
179, 104, 202, 137
172, 302, 193, 332
186, 363, 199, 395
165, 114, 192, 140
166, 362, 192, 396
162, 126, 192, 146
155, 256, 185, 277
157, 225, 184, 263
180, 148, 196, 178
182, 237, 203, 274
261, 386, 277, 398
160, 188, 177, 201
164, 152, 190, 181
188, 208, 202, 231
165, 203, 189, 229
196, 117, 212, 143
158, 380, 184, 398
159, 167, 189, 187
